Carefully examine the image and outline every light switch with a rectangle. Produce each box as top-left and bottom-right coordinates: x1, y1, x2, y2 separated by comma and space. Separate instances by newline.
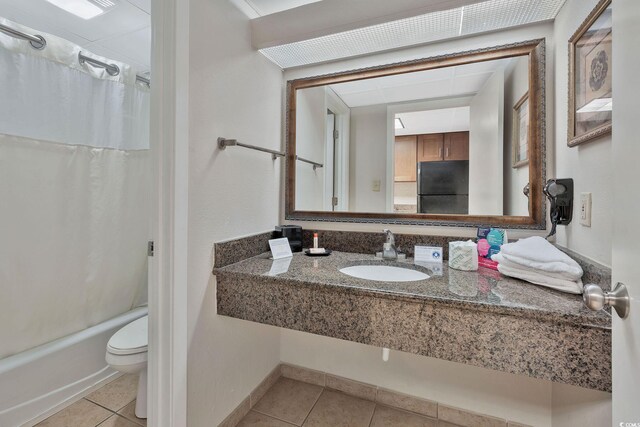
580, 192, 592, 227
372, 180, 381, 192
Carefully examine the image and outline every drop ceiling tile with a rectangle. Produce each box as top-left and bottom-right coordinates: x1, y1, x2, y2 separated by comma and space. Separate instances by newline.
338, 91, 386, 108
260, 0, 565, 69
397, 107, 470, 135
246, 0, 322, 16
260, 6, 461, 68
0, 0, 149, 43
461, 0, 564, 35
330, 78, 381, 95
381, 80, 454, 104
452, 57, 511, 76
450, 72, 495, 95
95, 26, 151, 68
0, 1, 90, 46
378, 67, 455, 87
126, 0, 151, 14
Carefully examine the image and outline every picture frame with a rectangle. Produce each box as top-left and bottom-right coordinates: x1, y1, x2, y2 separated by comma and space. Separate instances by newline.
512, 92, 529, 168
568, 0, 612, 147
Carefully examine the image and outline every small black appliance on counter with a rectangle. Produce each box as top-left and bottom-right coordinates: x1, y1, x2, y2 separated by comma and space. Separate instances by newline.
274, 225, 302, 252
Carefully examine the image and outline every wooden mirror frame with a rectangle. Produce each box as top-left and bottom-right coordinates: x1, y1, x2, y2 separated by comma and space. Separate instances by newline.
285, 39, 546, 229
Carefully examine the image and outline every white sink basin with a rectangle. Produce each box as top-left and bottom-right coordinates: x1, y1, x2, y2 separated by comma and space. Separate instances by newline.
339, 265, 429, 282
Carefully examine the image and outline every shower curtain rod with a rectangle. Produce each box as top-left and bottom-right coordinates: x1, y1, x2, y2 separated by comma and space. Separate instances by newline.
0, 22, 45, 49
0, 22, 151, 87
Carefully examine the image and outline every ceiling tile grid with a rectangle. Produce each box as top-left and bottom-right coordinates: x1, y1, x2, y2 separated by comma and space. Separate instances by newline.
260, 0, 566, 69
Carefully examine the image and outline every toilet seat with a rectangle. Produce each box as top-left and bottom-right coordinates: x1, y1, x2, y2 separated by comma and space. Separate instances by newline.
105, 314, 149, 418
107, 315, 148, 356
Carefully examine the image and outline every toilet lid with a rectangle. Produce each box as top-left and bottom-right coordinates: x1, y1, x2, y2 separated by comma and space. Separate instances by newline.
107, 316, 148, 355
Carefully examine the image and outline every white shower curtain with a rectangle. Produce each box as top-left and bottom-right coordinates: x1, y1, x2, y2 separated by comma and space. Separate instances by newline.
0, 17, 150, 359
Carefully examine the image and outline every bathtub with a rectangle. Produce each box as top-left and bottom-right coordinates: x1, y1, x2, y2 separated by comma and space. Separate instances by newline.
0, 306, 148, 427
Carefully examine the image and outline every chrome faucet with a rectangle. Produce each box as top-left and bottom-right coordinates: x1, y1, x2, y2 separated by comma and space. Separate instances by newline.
382, 229, 398, 260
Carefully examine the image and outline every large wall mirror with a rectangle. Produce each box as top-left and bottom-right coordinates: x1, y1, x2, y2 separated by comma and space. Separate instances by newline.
286, 40, 546, 228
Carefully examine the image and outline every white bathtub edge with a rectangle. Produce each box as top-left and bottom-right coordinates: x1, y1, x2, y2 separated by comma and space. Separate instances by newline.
0, 307, 148, 427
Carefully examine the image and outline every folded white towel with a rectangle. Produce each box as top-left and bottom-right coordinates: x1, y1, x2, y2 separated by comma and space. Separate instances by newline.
497, 263, 584, 294
492, 253, 580, 281
498, 236, 583, 281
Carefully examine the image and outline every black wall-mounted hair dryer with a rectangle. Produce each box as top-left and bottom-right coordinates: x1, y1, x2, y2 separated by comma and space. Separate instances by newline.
543, 178, 573, 239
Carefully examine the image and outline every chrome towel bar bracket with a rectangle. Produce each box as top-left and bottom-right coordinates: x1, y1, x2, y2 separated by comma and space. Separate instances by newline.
217, 137, 285, 160
296, 155, 323, 171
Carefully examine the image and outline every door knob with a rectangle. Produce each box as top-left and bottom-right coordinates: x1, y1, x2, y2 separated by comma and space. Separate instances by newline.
583, 282, 630, 319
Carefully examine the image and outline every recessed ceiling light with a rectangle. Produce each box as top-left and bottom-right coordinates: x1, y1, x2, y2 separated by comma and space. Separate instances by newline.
395, 117, 405, 129
44, 0, 116, 20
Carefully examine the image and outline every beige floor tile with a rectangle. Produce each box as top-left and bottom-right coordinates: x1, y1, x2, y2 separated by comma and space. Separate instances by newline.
302, 390, 375, 427
438, 404, 506, 427
237, 411, 297, 427
86, 374, 139, 412
36, 399, 111, 427
98, 414, 140, 427
370, 405, 438, 427
253, 378, 323, 426
117, 400, 147, 426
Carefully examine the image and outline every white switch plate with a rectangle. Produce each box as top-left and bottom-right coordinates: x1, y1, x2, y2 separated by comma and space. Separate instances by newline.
580, 192, 592, 227
372, 180, 381, 192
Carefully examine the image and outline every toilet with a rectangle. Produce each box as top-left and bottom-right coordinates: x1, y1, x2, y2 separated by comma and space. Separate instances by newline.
106, 315, 148, 418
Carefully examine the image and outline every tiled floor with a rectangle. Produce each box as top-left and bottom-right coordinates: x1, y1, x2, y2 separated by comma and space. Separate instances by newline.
238, 377, 440, 427
35, 374, 146, 427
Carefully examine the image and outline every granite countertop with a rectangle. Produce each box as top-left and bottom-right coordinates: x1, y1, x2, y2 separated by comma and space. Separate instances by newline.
214, 250, 611, 329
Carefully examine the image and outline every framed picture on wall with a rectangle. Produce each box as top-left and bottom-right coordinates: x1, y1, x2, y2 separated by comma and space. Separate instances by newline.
568, 0, 612, 147
512, 92, 529, 168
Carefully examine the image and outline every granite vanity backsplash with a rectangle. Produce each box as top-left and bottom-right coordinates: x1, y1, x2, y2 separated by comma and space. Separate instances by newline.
214, 228, 612, 291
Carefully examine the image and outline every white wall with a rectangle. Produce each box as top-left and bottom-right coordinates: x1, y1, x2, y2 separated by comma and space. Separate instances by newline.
504, 56, 531, 216
551, 382, 611, 427
349, 104, 388, 212
469, 69, 504, 215
187, 1, 282, 425
295, 87, 326, 211
553, 0, 613, 267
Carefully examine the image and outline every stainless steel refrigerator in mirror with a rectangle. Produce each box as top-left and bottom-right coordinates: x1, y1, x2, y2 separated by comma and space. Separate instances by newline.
417, 160, 469, 214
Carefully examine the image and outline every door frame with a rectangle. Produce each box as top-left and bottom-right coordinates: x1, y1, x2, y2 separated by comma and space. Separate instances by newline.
148, 0, 189, 425
324, 87, 350, 211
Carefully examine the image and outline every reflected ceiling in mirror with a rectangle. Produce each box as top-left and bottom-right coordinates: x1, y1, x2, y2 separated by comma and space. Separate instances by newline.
286, 40, 546, 229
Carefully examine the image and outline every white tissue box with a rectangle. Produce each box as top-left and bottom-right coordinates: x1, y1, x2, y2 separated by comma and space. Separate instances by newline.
448, 240, 478, 271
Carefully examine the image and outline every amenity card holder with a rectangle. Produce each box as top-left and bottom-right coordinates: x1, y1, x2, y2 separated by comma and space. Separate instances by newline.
414, 246, 443, 264
269, 237, 293, 260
